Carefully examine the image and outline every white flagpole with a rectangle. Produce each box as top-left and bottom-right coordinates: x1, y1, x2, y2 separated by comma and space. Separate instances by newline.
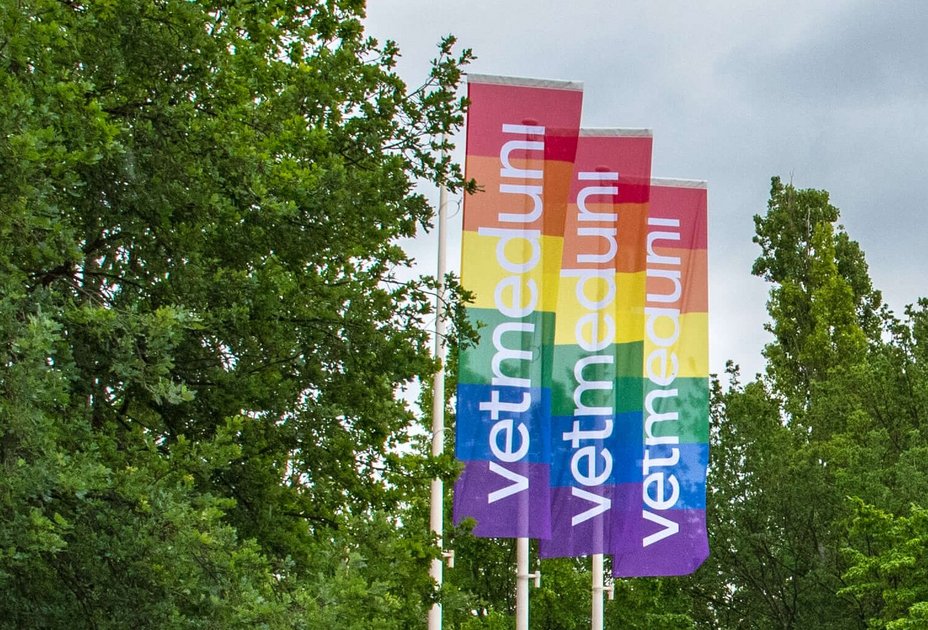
516, 537, 542, 629
427, 139, 450, 630
516, 537, 531, 630
592, 553, 604, 630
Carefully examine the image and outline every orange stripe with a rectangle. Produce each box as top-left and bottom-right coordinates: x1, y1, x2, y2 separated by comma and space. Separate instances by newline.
645, 248, 708, 314
560, 202, 648, 273
463, 155, 573, 237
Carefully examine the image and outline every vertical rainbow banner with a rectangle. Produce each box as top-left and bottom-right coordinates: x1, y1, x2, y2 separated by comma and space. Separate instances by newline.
612, 178, 709, 576
539, 129, 653, 558
454, 75, 582, 538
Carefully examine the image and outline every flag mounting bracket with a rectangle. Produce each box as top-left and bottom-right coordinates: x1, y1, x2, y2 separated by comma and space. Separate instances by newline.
518, 571, 542, 588
594, 583, 615, 601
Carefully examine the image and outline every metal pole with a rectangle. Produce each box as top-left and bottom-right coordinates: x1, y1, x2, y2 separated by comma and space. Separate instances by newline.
427, 142, 450, 630
516, 537, 531, 630
592, 554, 604, 630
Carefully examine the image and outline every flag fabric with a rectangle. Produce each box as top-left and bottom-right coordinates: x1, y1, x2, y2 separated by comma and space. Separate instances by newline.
452, 74, 710, 576
611, 178, 710, 577
454, 74, 582, 539
539, 129, 653, 558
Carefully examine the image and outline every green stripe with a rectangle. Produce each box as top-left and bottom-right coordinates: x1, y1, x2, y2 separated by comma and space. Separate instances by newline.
459, 307, 556, 387
551, 371, 709, 444
643, 377, 709, 443
550, 342, 643, 415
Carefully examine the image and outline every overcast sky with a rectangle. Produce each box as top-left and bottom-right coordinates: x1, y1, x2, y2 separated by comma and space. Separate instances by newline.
364, 0, 928, 379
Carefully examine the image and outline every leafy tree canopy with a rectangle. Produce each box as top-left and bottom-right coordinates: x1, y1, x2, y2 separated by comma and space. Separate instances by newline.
0, 0, 471, 626
680, 177, 928, 630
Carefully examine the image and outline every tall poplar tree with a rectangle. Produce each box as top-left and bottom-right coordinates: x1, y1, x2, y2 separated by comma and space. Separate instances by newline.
683, 177, 928, 629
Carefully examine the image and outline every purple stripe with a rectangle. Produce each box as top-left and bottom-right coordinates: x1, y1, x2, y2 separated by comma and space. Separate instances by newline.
612, 506, 708, 576
453, 460, 551, 538
539, 485, 617, 558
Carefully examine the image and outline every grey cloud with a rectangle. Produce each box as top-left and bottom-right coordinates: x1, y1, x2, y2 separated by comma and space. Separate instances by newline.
722, 1, 928, 105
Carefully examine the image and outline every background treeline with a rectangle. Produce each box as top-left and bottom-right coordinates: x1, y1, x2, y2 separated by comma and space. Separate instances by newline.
2, 1, 927, 628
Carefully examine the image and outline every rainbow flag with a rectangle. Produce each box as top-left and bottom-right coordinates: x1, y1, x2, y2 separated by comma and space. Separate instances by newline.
454, 75, 582, 538
612, 178, 710, 576
539, 129, 653, 558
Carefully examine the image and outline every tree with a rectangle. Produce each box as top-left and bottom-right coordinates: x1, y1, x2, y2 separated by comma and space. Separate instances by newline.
752, 176, 880, 414
677, 176, 928, 630
0, 0, 471, 626
679, 177, 889, 629
841, 501, 928, 629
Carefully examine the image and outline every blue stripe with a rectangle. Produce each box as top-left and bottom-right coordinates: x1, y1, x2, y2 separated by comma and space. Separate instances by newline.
550, 412, 643, 485
640, 443, 708, 509
455, 383, 551, 464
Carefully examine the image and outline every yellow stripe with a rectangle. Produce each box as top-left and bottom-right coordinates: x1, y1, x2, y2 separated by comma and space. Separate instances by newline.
643, 311, 708, 378
553, 271, 646, 345
461, 231, 564, 313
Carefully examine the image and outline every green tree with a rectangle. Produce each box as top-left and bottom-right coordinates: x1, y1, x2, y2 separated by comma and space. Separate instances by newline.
752, 176, 880, 414
1, 0, 471, 626
605, 576, 698, 629
834, 300, 928, 629
841, 501, 928, 629
694, 365, 862, 629
673, 175, 928, 630
681, 177, 890, 629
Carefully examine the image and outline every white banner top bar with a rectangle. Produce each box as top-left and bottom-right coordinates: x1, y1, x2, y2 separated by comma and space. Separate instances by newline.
581, 127, 653, 138
465, 73, 583, 91
651, 177, 708, 189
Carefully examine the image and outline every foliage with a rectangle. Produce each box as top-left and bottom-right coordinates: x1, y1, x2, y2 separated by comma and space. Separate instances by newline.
605, 577, 698, 629
841, 500, 928, 629
676, 177, 928, 630
0, 0, 471, 626
752, 176, 879, 412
